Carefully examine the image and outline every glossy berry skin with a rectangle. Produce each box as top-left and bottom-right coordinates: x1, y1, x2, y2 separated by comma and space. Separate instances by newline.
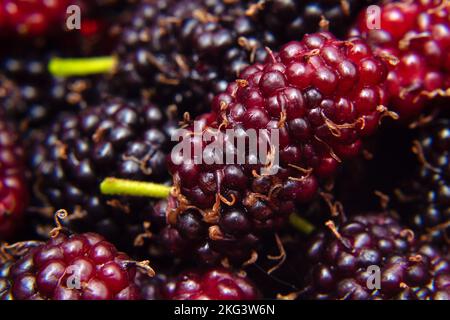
164, 32, 390, 265
28, 99, 177, 246
0, 0, 71, 37
350, 0, 450, 120
0, 232, 142, 300
0, 117, 27, 239
162, 268, 259, 300
396, 119, 450, 246
304, 213, 450, 300
114, 0, 376, 115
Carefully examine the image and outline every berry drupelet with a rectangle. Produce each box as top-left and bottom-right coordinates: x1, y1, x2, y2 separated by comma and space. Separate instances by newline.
163, 32, 392, 265
350, 0, 450, 120
113, 0, 376, 115
28, 99, 177, 247
396, 118, 450, 246
0, 228, 150, 300
0, 116, 27, 240
162, 268, 259, 300
303, 213, 450, 300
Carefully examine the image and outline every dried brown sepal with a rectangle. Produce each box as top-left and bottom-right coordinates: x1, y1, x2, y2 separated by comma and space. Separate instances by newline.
408, 254, 423, 263
340, 0, 350, 15
277, 292, 299, 300
411, 140, 441, 173
326, 220, 354, 252
174, 54, 190, 73
320, 192, 345, 218
265, 46, 277, 63
277, 111, 287, 128
92, 126, 107, 143
134, 221, 153, 247
49, 209, 70, 238
122, 154, 153, 176
106, 199, 131, 214
322, 112, 365, 137
319, 15, 330, 31
378, 51, 400, 67
236, 79, 249, 88
219, 193, 236, 206
238, 37, 258, 64
399, 282, 409, 289
267, 234, 287, 274
54, 140, 68, 160
314, 135, 342, 163
0, 240, 44, 261
242, 250, 258, 266
123, 259, 155, 277
157, 74, 180, 86
376, 105, 399, 122
209, 225, 225, 241
193, 9, 218, 23
408, 110, 438, 129
416, 88, 450, 102
400, 228, 415, 243
245, 0, 265, 16
398, 32, 430, 50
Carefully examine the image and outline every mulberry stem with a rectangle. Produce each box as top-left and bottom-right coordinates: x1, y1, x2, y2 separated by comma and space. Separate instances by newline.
289, 213, 315, 235
48, 56, 117, 77
100, 178, 171, 198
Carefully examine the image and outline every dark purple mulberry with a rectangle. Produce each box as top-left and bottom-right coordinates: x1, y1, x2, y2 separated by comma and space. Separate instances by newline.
303, 213, 450, 300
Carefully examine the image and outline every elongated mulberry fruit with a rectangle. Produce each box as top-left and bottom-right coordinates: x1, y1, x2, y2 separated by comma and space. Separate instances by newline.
350, 0, 450, 119
0, 225, 152, 300
302, 213, 450, 300
163, 32, 392, 265
0, 115, 27, 239
27, 99, 177, 247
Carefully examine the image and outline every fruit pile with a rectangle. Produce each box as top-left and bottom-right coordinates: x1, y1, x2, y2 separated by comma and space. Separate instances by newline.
0, 0, 449, 300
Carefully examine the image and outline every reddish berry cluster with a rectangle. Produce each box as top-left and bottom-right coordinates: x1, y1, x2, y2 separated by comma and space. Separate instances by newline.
164, 32, 391, 264
0, 231, 145, 300
0, 117, 27, 239
350, 0, 450, 119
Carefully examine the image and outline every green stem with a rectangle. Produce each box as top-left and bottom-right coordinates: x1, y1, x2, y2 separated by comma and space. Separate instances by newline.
289, 213, 315, 235
48, 56, 117, 77
100, 178, 171, 198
